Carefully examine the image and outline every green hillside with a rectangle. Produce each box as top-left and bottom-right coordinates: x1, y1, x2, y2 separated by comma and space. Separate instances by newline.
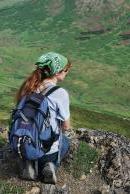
0, 0, 130, 136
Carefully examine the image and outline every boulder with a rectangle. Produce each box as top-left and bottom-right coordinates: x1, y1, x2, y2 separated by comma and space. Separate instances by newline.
77, 128, 130, 194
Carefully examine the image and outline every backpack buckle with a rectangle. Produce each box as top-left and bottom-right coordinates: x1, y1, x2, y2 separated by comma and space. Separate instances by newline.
17, 136, 32, 159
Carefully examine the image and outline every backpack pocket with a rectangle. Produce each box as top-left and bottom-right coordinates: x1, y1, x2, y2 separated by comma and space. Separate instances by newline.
39, 126, 56, 152
10, 127, 44, 160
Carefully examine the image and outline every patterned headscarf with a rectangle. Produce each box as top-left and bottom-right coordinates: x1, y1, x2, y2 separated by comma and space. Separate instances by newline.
35, 52, 68, 76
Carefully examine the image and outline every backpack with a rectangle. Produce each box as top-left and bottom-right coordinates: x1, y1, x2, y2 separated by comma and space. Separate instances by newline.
9, 86, 60, 161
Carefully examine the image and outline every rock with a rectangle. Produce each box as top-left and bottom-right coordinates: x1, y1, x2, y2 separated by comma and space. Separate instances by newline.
80, 174, 86, 180
92, 190, 102, 194
41, 184, 56, 194
90, 169, 93, 173
41, 184, 70, 194
25, 186, 40, 194
77, 128, 130, 194
99, 184, 110, 194
60, 184, 70, 194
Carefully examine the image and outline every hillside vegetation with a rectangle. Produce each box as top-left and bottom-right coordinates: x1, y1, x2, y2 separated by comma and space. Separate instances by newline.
0, 0, 130, 136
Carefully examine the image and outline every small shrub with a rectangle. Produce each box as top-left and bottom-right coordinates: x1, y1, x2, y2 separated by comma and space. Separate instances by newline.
70, 141, 98, 178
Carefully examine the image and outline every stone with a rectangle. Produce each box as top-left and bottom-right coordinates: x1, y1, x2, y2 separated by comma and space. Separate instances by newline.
25, 186, 40, 194
92, 190, 102, 194
80, 174, 86, 180
76, 128, 130, 194
41, 184, 70, 194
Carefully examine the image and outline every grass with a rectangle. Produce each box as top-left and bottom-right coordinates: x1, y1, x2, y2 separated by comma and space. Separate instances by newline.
0, 0, 130, 121
0, 180, 24, 194
0, 136, 6, 147
70, 142, 98, 178
0, 0, 28, 10
71, 105, 130, 138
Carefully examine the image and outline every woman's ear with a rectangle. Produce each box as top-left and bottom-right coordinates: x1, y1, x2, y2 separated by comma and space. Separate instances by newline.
55, 72, 61, 77
55, 73, 58, 78
53, 73, 60, 80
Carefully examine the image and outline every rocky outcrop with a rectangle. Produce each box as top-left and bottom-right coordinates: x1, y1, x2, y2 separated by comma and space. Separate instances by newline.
40, 128, 130, 193
77, 128, 130, 194
0, 128, 130, 194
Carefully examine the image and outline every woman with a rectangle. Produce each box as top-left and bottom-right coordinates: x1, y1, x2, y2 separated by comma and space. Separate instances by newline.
16, 52, 72, 184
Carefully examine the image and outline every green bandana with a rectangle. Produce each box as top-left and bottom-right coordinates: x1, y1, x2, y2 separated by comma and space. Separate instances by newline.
35, 52, 68, 76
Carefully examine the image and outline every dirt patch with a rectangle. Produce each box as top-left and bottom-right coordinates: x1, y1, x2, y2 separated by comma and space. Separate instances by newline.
120, 39, 130, 46
120, 30, 130, 35
115, 0, 125, 5
119, 31, 130, 46
45, 0, 64, 17
57, 165, 106, 194
75, 0, 104, 15
0, 163, 105, 194
0, 145, 106, 194
127, 19, 130, 25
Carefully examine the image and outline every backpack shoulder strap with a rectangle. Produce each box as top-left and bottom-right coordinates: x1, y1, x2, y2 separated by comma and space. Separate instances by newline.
44, 86, 60, 97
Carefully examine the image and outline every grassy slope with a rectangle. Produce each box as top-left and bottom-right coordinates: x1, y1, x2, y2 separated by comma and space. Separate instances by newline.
0, 0, 130, 133
0, 0, 28, 9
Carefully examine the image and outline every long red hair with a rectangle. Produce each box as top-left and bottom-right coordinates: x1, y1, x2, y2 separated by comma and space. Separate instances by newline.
16, 62, 71, 103
16, 67, 50, 102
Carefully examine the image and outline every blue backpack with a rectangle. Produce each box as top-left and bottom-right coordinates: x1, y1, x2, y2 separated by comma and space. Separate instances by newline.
9, 86, 60, 160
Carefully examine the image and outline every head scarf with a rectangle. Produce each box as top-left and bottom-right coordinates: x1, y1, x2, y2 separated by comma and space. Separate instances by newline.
35, 52, 68, 76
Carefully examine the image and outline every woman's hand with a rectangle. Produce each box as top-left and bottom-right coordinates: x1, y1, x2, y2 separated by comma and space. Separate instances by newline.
62, 118, 71, 132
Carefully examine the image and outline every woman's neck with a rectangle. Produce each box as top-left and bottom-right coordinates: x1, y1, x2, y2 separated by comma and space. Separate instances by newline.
37, 77, 57, 93
43, 76, 57, 85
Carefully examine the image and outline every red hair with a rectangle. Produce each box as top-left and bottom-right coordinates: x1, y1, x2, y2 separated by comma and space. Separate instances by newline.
16, 66, 51, 102
16, 61, 72, 103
